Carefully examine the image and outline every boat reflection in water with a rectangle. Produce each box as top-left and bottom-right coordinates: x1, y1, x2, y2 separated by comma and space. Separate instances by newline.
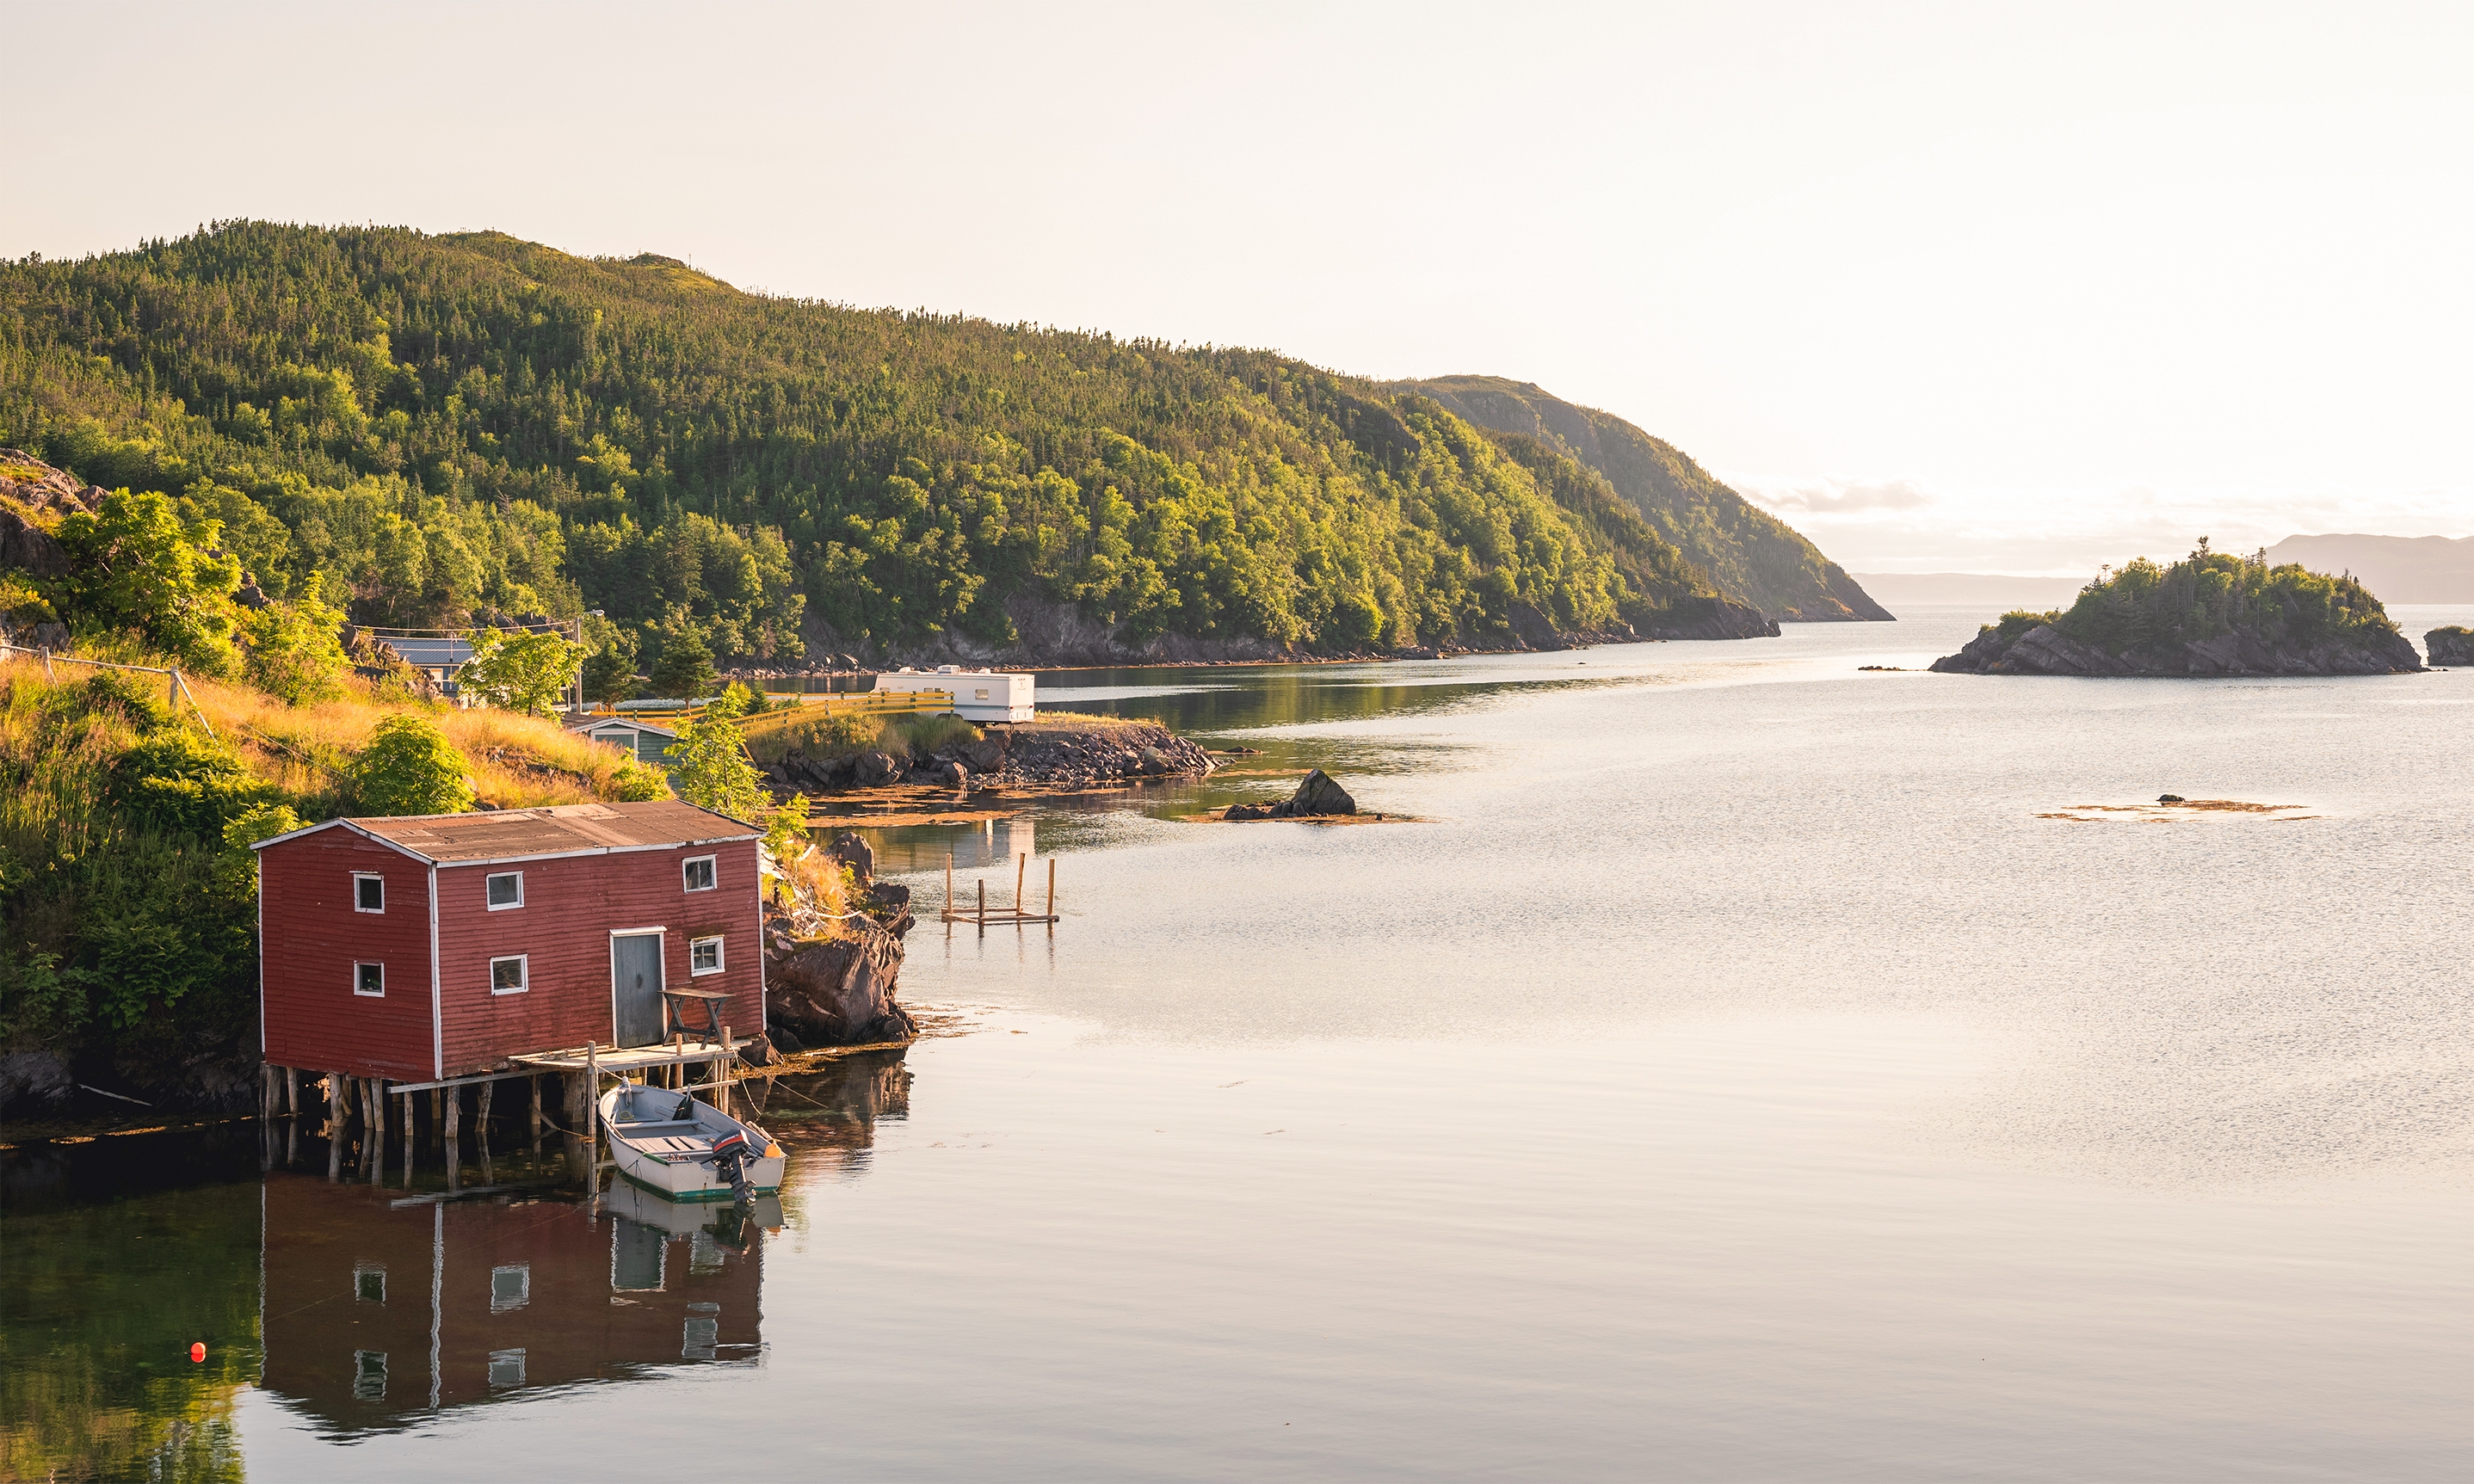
259, 1174, 778, 1432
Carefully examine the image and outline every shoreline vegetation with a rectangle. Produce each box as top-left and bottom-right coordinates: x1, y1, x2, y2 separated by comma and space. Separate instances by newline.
1929, 543, 2425, 677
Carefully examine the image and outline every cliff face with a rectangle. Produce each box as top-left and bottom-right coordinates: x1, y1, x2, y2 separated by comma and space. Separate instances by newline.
1394, 377, 1891, 623
1931, 622, 2426, 677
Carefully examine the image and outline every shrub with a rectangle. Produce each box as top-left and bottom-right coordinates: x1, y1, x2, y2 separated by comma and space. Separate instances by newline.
663, 689, 766, 820
349, 713, 474, 816
238, 594, 349, 705
47, 488, 244, 675
459, 627, 584, 716
607, 755, 670, 803
109, 731, 268, 838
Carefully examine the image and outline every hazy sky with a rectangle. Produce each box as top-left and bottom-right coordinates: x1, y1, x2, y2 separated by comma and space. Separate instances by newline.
7, 1, 2468, 574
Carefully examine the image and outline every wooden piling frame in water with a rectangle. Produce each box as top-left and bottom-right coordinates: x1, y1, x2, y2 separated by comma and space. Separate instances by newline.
941, 851, 1060, 930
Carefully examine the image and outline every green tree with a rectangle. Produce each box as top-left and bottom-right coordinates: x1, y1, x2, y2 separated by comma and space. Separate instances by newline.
238, 594, 349, 705
580, 613, 639, 704
663, 690, 766, 820
49, 489, 244, 674
648, 623, 716, 699
349, 713, 475, 815
458, 627, 584, 716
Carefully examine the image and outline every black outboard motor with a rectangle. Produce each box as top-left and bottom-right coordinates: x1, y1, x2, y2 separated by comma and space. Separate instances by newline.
708, 1127, 756, 1205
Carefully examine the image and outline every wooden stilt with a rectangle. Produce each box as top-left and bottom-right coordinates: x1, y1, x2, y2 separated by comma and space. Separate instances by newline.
978, 877, 986, 931
326, 1075, 343, 1180
477, 1080, 495, 1152
531, 1075, 543, 1142
1047, 857, 1056, 919
718, 1025, 733, 1118
262, 1065, 276, 1123
430, 1087, 444, 1143
584, 1042, 600, 1171
946, 852, 954, 926
444, 1082, 460, 1145
366, 1079, 384, 1170
285, 1066, 299, 1117
1015, 852, 1027, 911
400, 1091, 415, 1183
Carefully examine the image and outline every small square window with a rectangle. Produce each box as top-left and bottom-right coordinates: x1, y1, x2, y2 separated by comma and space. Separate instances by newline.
485, 872, 523, 909
354, 962, 385, 997
354, 873, 385, 913
489, 1347, 527, 1389
490, 956, 527, 995
682, 856, 716, 892
689, 936, 723, 976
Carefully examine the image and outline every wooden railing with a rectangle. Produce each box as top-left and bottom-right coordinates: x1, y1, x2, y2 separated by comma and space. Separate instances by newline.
595, 688, 957, 728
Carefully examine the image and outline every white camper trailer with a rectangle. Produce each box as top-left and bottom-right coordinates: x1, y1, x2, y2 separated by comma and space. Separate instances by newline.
873, 666, 1036, 723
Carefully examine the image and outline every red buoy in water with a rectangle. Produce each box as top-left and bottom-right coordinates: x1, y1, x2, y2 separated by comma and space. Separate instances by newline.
189, 1343, 206, 1363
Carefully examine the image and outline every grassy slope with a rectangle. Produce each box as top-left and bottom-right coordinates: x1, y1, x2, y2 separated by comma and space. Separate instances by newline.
1398, 375, 1892, 621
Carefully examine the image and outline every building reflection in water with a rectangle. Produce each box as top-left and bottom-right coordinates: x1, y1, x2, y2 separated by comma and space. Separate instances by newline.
862, 816, 1035, 875
255, 1047, 913, 1433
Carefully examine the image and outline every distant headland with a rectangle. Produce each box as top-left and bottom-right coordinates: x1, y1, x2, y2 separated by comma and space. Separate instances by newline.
1930, 542, 2424, 677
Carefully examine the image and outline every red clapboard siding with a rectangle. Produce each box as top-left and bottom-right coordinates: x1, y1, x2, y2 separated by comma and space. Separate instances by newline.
261, 830, 435, 1081
435, 840, 764, 1077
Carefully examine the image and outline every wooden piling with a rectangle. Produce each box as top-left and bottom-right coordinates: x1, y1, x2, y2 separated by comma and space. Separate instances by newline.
1015, 852, 1027, 911
285, 1066, 299, 1118
978, 877, 986, 930
530, 1075, 543, 1142
718, 1025, 733, 1118
326, 1074, 343, 1180
444, 1082, 460, 1145
1047, 857, 1057, 919
476, 1080, 495, 1152
584, 1042, 600, 1171
399, 1090, 415, 1181
262, 1065, 276, 1123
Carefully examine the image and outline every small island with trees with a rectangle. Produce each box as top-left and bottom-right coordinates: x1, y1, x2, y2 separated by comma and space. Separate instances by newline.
1930, 541, 2425, 677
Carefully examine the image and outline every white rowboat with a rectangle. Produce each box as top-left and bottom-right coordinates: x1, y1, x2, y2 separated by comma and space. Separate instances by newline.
598, 1083, 787, 1204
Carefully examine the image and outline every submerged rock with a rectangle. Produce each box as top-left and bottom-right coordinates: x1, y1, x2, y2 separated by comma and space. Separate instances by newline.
1227, 768, 1360, 820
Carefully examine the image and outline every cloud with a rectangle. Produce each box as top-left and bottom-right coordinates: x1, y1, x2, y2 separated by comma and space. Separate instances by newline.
1712, 472, 2474, 576
1731, 474, 1933, 515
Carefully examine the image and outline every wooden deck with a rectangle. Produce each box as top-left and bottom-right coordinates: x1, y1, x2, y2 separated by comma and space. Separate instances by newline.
510, 1039, 753, 1074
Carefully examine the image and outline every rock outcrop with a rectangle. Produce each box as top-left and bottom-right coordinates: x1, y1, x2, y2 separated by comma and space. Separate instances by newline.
1225, 768, 1360, 821
1639, 595, 1782, 641
2427, 626, 2474, 667
760, 720, 1217, 798
763, 830, 919, 1049
1932, 622, 2425, 677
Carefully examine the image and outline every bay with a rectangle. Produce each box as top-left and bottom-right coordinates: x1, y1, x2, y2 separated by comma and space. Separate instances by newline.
9, 605, 2472, 1481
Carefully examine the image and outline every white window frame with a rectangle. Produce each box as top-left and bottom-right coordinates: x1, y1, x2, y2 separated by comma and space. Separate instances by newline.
490, 954, 529, 995
485, 871, 524, 910
689, 935, 724, 976
353, 872, 386, 914
682, 855, 717, 893
353, 961, 385, 997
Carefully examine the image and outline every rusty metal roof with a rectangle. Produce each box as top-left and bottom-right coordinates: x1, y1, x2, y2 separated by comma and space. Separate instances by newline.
257, 801, 759, 864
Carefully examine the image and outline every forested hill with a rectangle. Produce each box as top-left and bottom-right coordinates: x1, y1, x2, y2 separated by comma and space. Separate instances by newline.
1397, 376, 1892, 622
0, 223, 1780, 674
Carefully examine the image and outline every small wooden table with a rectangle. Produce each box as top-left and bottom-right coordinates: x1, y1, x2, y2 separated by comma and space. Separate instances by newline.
660, 987, 731, 1042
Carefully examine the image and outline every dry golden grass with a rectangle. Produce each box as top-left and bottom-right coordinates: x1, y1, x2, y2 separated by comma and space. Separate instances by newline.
3, 654, 654, 810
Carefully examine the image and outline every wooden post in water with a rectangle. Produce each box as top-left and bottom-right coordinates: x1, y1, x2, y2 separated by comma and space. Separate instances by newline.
262, 1065, 276, 1123
476, 1080, 494, 1153
945, 852, 954, 926
400, 1090, 415, 1184
584, 1042, 600, 1172
430, 1087, 443, 1141
444, 1082, 460, 1146
530, 1075, 543, 1144
1015, 852, 1027, 912
285, 1066, 299, 1118
366, 1079, 384, 1171
718, 1025, 733, 1118
977, 877, 986, 931
326, 1074, 344, 1180
1047, 858, 1057, 920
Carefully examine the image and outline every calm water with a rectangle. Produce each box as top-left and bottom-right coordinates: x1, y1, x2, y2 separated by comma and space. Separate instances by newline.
9, 606, 2474, 1481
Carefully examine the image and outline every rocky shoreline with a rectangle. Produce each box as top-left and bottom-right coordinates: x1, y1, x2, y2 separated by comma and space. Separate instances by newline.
761, 718, 1218, 798
1930, 622, 2425, 677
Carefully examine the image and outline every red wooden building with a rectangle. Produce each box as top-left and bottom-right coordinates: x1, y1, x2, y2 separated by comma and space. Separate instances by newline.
254, 801, 766, 1084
